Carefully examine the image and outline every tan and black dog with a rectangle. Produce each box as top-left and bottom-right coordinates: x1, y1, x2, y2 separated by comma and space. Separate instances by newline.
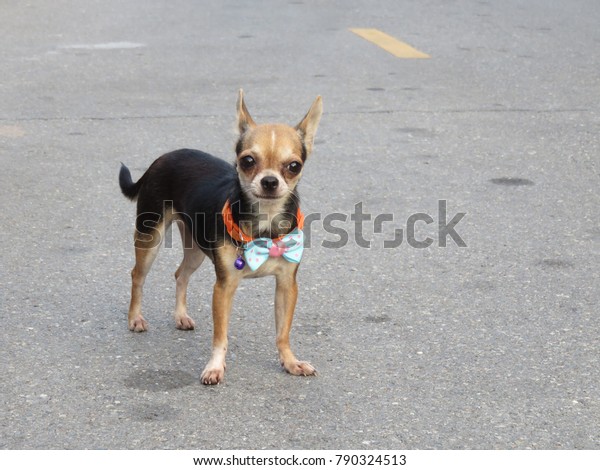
119, 90, 322, 384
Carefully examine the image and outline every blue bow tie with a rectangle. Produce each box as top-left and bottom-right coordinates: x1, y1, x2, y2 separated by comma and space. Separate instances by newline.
243, 228, 304, 271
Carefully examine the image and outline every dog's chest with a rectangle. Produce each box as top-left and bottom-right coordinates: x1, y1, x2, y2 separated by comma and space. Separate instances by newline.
241, 218, 276, 236
242, 256, 295, 278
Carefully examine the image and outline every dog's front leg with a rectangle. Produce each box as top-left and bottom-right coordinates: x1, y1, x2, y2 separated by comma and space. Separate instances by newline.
201, 273, 239, 385
275, 266, 316, 376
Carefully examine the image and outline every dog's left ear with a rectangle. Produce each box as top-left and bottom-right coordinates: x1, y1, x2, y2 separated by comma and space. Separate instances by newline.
296, 96, 323, 157
237, 89, 257, 134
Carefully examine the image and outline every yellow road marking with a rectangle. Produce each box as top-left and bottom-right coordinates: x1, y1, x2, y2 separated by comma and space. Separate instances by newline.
0, 125, 25, 137
350, 28, 430, 59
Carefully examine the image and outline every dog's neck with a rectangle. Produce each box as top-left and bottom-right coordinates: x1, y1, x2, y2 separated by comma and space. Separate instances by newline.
229, 185, 301, 240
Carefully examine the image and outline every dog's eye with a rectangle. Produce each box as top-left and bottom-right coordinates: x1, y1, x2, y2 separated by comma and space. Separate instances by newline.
287, 162, 302, 174
239, 156, 256, 170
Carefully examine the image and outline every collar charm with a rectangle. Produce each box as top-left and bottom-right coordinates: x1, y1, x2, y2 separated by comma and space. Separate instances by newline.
234, 256, 246, 270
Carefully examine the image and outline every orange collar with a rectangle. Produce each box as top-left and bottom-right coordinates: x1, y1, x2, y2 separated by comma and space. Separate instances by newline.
222, 199, 305, 243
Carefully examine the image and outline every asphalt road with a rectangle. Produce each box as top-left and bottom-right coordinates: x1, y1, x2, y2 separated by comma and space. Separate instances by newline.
1, 0, 599, 450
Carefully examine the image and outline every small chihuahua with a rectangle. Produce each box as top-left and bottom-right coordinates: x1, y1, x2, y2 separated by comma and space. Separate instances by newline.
119, 90, 322, 384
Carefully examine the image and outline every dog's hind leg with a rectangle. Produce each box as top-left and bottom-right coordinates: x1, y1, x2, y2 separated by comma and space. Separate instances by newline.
127, 220, 166, 332
173, 221, 206, 330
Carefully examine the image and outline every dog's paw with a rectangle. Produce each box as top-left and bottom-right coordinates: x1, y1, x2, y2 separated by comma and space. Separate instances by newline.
129, 316, 148, 332
200, 364, 225, 385
282, 360, 316, 377
175, 315, 195, 330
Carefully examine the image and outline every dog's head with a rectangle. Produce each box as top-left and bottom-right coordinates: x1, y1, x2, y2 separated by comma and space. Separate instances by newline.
234, 90, 322, 205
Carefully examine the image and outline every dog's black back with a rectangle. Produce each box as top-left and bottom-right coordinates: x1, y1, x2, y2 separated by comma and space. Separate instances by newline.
120, 149, 237, 249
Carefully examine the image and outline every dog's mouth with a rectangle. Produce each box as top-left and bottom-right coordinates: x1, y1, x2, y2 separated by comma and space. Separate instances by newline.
252, 191, 285, 201
252, 192, 284, 201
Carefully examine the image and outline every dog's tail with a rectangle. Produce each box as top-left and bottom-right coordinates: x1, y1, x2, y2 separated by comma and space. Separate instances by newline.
119, 163, 143, 200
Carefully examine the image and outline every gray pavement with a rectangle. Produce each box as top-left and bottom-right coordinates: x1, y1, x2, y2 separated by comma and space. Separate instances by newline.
1, 0, 599, 450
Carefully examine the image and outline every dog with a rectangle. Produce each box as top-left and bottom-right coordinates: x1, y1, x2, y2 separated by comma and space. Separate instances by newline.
118, 90, 322, 384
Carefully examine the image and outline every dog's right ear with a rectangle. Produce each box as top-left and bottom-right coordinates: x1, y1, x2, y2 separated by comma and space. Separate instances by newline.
236, 89, 257, 134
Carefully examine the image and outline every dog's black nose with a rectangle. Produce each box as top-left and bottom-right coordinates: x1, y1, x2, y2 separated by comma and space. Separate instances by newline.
261, 176, 279, 191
